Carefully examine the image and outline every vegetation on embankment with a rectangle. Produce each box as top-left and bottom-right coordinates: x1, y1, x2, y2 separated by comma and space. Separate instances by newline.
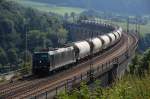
57, 49, 150, 99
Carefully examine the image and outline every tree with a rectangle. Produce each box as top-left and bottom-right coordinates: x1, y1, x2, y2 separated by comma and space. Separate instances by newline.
64, 12, 69, 20
48, 27, 68, 47
19, 61, 32, 75
7, 48, 18, 64
0, 47, 8, 65
0, 18, 15, 49
19, 50, 32, 75
129, 49, 150, 76
0, 18, 15, 34
57, 28, 68, 45
70, 12, 76, 22
28, 30, 47, 51
0, 0, 4, 3
0, 64, 4, 73
129, 54, 143, 76
141, 49, 150, 72
20, 50, 32, 63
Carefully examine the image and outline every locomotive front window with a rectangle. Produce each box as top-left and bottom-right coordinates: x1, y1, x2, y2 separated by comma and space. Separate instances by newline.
33, 53, 48, 61
33, 53, 49, 67
40, 54, 48, 58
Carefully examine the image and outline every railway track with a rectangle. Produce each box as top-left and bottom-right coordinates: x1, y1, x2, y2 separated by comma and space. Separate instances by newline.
0, 33, 138, 99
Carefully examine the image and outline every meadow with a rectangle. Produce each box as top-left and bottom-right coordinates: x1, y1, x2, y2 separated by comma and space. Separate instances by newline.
100, 19, 150, 37
13, 0, 85, 15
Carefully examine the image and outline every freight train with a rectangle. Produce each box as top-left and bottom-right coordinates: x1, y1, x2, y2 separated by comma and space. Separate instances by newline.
32, 20, 123, 75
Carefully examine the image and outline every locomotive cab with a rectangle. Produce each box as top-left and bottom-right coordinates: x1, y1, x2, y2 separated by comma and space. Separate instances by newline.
32, 52, 50, 75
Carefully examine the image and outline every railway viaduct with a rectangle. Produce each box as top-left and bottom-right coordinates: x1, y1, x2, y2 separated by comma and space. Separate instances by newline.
0, 22, 138, 99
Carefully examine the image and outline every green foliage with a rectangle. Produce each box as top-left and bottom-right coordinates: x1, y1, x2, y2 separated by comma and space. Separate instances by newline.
139, 34, 150, 51
129, 54, 142, 75
0, 47, 8, 65
46, 27, 68, 47
7, 48, 18, 64
19, 61, 32, 75
129, 49, 150, 76
28, 30, 48, 51
58, 74, 150, 99
58, 49, 150, 99
102, 75, 150, 99
0, 64, 3, 68
141, 49, 150, 70
0, 0, 68, 70
18, 50, 32, 75
0, 75, 6, 83
57, 81, 104, 99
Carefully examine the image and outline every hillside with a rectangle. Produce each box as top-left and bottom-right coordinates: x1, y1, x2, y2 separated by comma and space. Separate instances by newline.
0, 0, 67, 72
31, 0, 150, 15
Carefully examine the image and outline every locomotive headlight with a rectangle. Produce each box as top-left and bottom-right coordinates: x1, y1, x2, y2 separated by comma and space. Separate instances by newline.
39, 60, 42, 63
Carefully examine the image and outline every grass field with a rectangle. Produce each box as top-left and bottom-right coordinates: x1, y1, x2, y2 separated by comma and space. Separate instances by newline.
12, 0, 85, 15
114, 21, 150, 37
100, 19, 150, 37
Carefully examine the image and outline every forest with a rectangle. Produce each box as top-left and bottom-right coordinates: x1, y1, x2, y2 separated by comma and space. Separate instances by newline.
0, 0, 68, 73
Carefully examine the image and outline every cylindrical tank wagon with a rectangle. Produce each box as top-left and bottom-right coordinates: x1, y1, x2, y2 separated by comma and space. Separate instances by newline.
73, 41, 91, 60
99, 35, 111, 49
107, 33, 116, 46
89, 37, 103, 54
